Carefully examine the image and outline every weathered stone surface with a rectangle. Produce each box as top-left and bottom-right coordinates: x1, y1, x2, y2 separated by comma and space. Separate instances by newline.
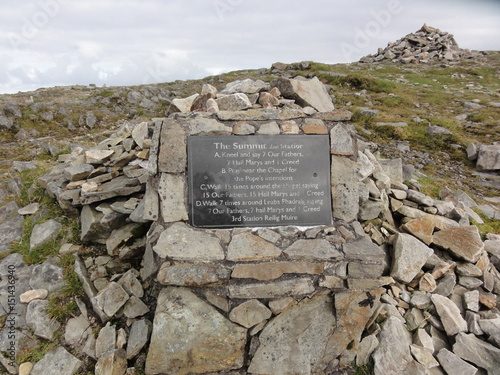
231, 262, 324, 281
29, 219, 62, 251
229, 278, 315, 299
479, 318, 500, 347
157, 261, 230, 286
268, 297, 297, 315
372, 316, 427, 375
229, 299, 272, 328
453, 332, 500, 374
126, 319, 151, 359
344, 236, 386, 262
402, 215, 457, 245
248, 292, 335, 375
30, 346, 82, 375
356, 335, 379, 366
391, 233, 433, 283
26, 299, 61, 340
216, 93, 252, 111
476, 144, 500, 171
95, 282, 130, 317
64, 315, 91, 349
233, 121, 255, 135
123, 296, 149, 318
433, 226, 484, 263
96, 322, 116, 358
284, 239, 342, 260
63, 164, 94, 181
330, 123, 356, 156
95, 348, 127, 375
227, 232, 281, 261
145, 287, 246, 375
80, 176, 143, 205
153, 222, 224, 261
258, 91, 280, 108
30, 259, 65, 293
431, 294, 467, 336
189, 117, 232, 135
105, 223, 143, 255
331, 155, 360, 222
324, 289, 383, 366
158, 173, 188, 222
410, 344, 440, 368
0, 213, 23, 255
273, 77, 334, 112
221, 78, 269, 94
257, 121, 281, 135
118, 270, 144, 298
158, 119, 186, 173
20, 289, 48, 303
437, 348, 478, 375
172, 94, 199, 112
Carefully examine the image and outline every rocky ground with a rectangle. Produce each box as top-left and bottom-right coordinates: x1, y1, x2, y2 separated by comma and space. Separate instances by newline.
0, 26, 499, 375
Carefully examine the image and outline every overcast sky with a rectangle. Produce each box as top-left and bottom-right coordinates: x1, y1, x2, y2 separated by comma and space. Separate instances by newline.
1, 0, 499, 94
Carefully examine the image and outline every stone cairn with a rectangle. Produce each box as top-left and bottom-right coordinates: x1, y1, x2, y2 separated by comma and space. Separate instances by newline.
0, 76, 499, 375
360, 24, 483, 64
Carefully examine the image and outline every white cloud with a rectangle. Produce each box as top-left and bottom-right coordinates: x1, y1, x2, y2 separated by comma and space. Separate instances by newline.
0, 0, 498, 93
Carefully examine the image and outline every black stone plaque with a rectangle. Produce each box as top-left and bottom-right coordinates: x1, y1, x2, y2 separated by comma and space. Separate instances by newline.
188, 135, 332, 228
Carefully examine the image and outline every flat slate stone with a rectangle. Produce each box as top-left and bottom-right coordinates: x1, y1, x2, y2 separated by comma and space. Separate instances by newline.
29, 219, 62, 251
453, 332, 500, 374
284, 239, 342, 260
229, 299, 272, 328
157, 261, 230, 286
433, 226, 484, 263
228, 278, 315, 299
231, 262, 324, 281
227, 232, 281, 261
248, 292, 335, 375
158, 119, 187, 173
26, 299, 61, 340
145, 287, 246, 375
391, 233, 433, 283
30, 260, 65, 293
30, 346, 82, 375
437, 348, 479, 375
153, 222, 224, 261
431, 294, 468, 336
331, 155, 360, 222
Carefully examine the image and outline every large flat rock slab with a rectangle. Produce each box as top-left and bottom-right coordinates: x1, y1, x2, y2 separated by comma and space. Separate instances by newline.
145, 287, 246, 375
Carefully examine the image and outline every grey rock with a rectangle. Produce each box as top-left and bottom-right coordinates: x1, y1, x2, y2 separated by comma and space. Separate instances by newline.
467, 143, 478, 161
330, 123, 356, 156
331, 155, 360, 222
158, 173, 188, 222
94, 282, 130, 317
257, 121, 281, 135
95, 348, 127, 375
0, 115, 14, 130
466, 311, 484, 336
220, 78, 270, 94
153, 222, 224, 261
64, 315, 91, 348
30, 259, 65, 293
157, 261, 230, 286
407, 190, 434, 207
227, 232, 281, 261
356, 335, 379, 366
477, 144, 500, 171
431, 294, 467, 336
391, 233, 433, 283
229, 278, 315, 299
437, 348, 478, 375
145, 287, 246, 374
26, 299, 61, 340
233, 121, 256, 135
18, 203, 40, 215
80, 176, 143, 205
453, 332, 500, 375
105, 223, 144, 256
158, 119, 187, 173
284, 239, 342, 260
479, 317, 500, 347
372, 316, 427, 375
433, 226, 484, 263
80, 204, 126, 244
435, 273, 457, 297
272, 76, 334, 112
344, 236, 386, 262
126, 319, 151, 359
428, 125, 452, 136
0, 214, 23, 255
96, 322, 116, 358
216, 93, 252, 111
123, 296, 149, 318
374, 121, 408, 127
29, 219, 62, 251
463, 290, 480, 312
189, 117, 232, 135
171, 94, 199, 112
248, 292, 335, 375
30, 346, 82, 375
12, 161, 37, 172
117, 270, 143, 298
410, 344, 440, 369
229, 299, 272, 328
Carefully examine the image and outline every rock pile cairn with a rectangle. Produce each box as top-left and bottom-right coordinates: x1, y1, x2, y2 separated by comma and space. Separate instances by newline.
360, 24, 483, 64
0, 77, 499, 375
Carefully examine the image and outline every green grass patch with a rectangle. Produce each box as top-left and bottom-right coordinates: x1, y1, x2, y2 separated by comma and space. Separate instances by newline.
472, 209, 500, 236
16, 338, 59, 364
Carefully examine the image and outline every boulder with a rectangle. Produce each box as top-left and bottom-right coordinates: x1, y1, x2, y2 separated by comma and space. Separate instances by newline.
145, 287, 246, 375
476, 144, 500, 171
272, 77, 334, 112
